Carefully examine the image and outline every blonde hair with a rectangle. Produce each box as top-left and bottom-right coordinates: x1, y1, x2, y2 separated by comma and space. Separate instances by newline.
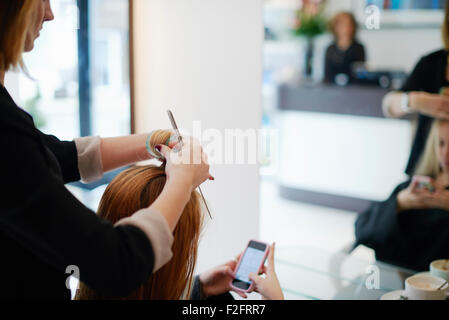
415, 120, 448, 178
76, 130, 205, 300
443, 0, 449, 51
0, 0, 36, 71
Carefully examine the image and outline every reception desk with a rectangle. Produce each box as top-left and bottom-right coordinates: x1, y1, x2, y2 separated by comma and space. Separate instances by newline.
277, 84, 414, 213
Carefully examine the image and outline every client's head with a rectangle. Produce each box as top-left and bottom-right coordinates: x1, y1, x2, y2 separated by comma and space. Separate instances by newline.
416, 119, 449, 178
329, 12, 358, 43
76, 130, 204, 300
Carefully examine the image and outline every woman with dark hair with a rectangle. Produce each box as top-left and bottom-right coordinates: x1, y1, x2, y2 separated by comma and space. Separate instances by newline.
382, 0, 449, 176
0, 0, 211, 299
324, 12, 366, 84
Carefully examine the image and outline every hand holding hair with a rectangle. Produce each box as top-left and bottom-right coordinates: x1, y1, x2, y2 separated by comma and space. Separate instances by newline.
146, 130, 214, 181
146, 130, 211, 192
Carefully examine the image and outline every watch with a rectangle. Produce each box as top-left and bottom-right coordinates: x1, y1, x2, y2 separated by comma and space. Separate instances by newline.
401, 93, 412, 114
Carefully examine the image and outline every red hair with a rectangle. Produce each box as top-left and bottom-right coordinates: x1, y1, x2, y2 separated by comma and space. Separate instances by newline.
76, 131, 204, 300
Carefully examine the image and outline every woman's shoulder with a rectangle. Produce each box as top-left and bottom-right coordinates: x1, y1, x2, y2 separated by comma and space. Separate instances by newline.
0, 85, 35, 127
397, 180, 411, 191
352, 40, 365, 48
0, 97, 38, 147
418, 49, 447, 65
325, 42, 337, 52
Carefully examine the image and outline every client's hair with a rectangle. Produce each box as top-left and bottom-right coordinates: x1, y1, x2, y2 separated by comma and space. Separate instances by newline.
415, 119, 449, 178
76, 130, 204, 300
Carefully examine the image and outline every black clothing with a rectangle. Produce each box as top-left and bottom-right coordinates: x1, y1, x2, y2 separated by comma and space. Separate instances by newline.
355, 181, 449, 272
402, 49, 449, 175
324, 40, 366, 84
190, 276, 234, 301
0, 84, 156, 299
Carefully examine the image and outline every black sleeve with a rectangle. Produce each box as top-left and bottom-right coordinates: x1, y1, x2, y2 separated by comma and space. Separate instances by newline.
190, 276, 204, 300
401, 57, 428, 92
355, 181, 410, 258
189, 276, 234, 301
38, 131, 81, 183
0, 128, 157, 298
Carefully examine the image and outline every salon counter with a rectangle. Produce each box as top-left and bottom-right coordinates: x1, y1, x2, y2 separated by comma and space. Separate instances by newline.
278, 84, 393, 118
276, 84, 413, 213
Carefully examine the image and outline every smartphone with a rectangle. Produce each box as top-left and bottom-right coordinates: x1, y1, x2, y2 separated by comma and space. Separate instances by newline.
230, 240, 270, 293
414, 175, 435, 193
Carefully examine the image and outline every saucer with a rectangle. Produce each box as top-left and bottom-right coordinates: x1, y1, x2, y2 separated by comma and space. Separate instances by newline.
380, 290, 407, 300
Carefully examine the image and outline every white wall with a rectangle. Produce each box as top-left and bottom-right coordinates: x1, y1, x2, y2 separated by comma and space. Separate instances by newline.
325, 0, 443, 73
264, 0, 443, 81
133, 0, 263, 272
306, 27, 442, 83
278, 112, 411, 201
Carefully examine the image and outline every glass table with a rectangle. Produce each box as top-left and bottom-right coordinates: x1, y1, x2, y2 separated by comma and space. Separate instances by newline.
275, 246, 418, 300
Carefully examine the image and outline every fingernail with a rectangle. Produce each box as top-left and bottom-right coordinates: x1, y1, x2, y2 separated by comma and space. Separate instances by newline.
155, 145, 162, 152
209, 176, 215, 181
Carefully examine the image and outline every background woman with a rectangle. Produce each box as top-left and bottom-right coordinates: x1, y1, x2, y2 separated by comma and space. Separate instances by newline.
382, 0, 449, 175
76, 131, 284, 300
324, 12, 366, 84
355, 119, 449, 271
0, 0, 210, 299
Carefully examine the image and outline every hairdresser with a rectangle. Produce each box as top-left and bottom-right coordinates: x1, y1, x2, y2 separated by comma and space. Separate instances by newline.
0, 0, 211, 299
382, 0, 449, 175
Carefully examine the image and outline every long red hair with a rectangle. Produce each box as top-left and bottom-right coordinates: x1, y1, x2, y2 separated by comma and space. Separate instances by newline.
76, 130, 204, 300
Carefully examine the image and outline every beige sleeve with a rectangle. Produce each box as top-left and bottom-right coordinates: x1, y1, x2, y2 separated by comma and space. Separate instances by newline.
115, 208, 174, 273
74, 136, 104, 183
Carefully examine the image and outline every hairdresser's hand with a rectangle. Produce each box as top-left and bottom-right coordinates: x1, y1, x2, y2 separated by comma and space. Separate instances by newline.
397, 177, 437, 212
248, 243, 284, 300
199, 255, 249, 299
157, 137, 210, 192
409, 92, 449, 120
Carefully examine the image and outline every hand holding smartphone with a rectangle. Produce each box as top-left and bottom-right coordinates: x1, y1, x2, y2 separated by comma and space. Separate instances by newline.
412, 175, 436, 193
230, 240, 269, 293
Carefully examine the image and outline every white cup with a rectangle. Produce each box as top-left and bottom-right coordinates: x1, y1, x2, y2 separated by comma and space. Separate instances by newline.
430, 260, 449, 283
404, 275, 449, 300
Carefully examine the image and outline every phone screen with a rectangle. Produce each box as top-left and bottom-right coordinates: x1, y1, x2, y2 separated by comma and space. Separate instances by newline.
232, 241, 268, 291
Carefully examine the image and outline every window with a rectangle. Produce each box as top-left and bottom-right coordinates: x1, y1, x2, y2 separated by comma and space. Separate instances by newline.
89, 0, 131, 137
16, 0, 132, 214
19, 0, 80, 141
19, 0, 131, 140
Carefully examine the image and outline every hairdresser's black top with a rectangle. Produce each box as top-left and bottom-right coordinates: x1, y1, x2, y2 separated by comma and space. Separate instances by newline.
0, 84, 155, 299
355, 181, 449, 271
324, 40, 366, 84
402, 49, 449, 175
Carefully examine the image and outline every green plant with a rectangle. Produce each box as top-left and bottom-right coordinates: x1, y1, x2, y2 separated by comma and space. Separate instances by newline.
293, 0, 328, 38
